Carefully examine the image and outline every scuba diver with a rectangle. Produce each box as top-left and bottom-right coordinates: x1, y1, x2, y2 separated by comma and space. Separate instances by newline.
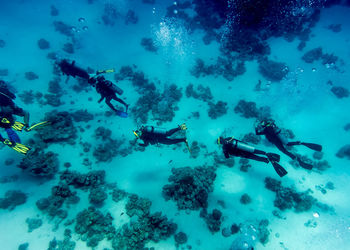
217, 136, 287, 177
57, 59, 90, 82
0, 80, 50, 154
88, 75, 129, 116
0, 80, 31, 154
255, 119, 322, 170
133, 124, 191, 152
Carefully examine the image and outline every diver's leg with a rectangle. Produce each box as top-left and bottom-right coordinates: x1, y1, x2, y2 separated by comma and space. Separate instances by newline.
165, 127, 182, 137
105, 97, 118, 112
111, 95, 128, 111
238, 151, 269, 163
5, 128, 21, 143
159, 138, 186, 145
272, 138, 297, 160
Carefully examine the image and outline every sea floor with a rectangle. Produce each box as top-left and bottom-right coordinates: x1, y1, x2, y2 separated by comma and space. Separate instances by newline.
0, 0, 350, 249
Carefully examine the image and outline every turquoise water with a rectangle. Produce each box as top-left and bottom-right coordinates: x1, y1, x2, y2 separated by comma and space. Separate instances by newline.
0, 0, 350, 249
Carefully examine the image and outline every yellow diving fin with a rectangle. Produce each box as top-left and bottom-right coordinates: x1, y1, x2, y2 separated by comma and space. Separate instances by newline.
97, 68, 115, 74
11, 121, 26, 131
184, 139, 192, 154
25, 121, 51, 132
2, 139, 30, 155
12, 143, 31, 154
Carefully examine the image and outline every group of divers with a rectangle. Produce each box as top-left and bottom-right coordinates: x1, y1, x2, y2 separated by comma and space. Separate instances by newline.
0, 59, 323, 178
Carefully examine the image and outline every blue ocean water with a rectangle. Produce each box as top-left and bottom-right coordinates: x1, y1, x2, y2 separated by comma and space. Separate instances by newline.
0, 0, 350, 249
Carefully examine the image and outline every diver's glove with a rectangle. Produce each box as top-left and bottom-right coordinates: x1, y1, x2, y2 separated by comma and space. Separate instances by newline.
1, 139, 30, 154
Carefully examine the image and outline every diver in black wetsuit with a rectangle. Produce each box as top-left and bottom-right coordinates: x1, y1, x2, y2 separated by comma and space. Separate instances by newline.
217, 136, 287, 177
134, 124, 188, 147
89, 75, 129, 113
58, 59, 90, 82
255, 119, 322, 170
0, 80, 30, 154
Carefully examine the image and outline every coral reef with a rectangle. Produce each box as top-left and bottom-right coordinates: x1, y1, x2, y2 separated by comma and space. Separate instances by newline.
331, 86, 349, 98
53, 21, 74, 37
0, 190, 27, 210
89, 187, 108, 205
0, 39, 6, 48
242, 133, 261, 145
302, 47, 338, 65
327, 24, 342, 32
208, 101, 228, 119
92, 127, 130, 162
47, 230, 76, 250
0, 68, 8, 76
36, 183, 79, 218
25, 71, 39, 80
102, 3, 119, 26
18, 148, 59, 177
60, 170, 106, 190
50, 5, 59, 16
38, 38, 50, 49
113, 210, 177, 249
200, 208, 223, 233
26, 218, 43, 232
75, 207, 116, 247
63, 43, 74, 54
125, 194, 152, 217
302, 47, 323, 63
190, 57, 246, 81
18, 243, 29, 250
71, 109, 94, 122
162, 166, 216, 210
125, 10, 138, 25
185, 83, 213, 102
258, 58, 288, 82
265, 177, 320, 212
32, 111, 78, 145
141, 37, 158, 52
174, 232, 188, 245
234, 100, 271, 119
240, 194, 252, 204
336, 144, 350, 159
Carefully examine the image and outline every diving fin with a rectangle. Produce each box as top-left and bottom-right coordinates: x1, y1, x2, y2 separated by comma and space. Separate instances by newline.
184, 139, 192, 154
25, 121, 51, 131
297, 158, 313, 170
301, 142, 322, 152
2, 139, 30, 154
270, 161, 288, 177
12, 143, 31, 154
287, 141, 322, 152
11, 121, 26, 131
266, 153, 280, 162
97, 68, 115, 75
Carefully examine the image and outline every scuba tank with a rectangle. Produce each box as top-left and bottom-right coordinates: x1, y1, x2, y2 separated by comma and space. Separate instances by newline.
144, 126, 167, 135
111, 83, 123, 95
104, 80, 123, 95
235, 140, 256, 153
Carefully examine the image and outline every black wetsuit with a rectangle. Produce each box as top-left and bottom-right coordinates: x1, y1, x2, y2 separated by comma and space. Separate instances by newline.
255, 121, 296, 160
221, 137, 269, 163
58, 60, 90, 80
139, 126, 186, 147
94, 77, 128, 113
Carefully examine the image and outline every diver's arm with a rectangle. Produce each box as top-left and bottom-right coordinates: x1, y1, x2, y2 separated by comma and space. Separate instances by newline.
98, 95, 104, 103
224, 150, 230, 158
23, 111, 30, 126
138, 140, 149, 147
255, 127, 264, 135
